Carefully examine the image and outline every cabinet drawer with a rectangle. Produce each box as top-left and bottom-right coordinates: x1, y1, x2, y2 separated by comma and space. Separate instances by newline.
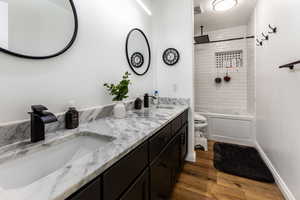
149, 123, 172, 162
120, 169, 149, 200
172, 110, 188, 135
103, 142, 148, 200
67, 177, 101, 200
171, 115, 182, 135
182, 110, 188, 125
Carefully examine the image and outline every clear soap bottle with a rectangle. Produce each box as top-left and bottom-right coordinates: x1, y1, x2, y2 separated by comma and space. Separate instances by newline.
153, 90, 159, 105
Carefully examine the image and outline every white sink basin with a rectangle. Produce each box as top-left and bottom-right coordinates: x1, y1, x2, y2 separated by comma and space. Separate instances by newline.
0, 132, 115, 189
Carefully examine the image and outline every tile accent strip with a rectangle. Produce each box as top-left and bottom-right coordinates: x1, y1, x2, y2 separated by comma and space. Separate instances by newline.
0, 101, 134, 148
158, 97, 190, 106
0, 98, 189, 148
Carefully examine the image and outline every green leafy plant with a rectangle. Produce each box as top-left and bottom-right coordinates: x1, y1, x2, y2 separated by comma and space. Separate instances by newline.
104, 72, 132, 101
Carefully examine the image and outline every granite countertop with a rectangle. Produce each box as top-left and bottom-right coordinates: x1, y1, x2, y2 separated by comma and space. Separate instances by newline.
0, 104, 188, 200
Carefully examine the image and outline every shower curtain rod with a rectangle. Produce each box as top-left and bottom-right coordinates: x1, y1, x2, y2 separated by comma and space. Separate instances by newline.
194, 36, 254, 45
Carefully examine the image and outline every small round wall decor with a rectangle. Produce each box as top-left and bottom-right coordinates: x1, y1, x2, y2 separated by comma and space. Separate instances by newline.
163, 48, 180, 66
131, 52, 144, 68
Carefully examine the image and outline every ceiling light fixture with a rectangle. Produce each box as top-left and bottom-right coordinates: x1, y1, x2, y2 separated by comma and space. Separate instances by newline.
212, 0, 238, 12
136, 0, 152, 16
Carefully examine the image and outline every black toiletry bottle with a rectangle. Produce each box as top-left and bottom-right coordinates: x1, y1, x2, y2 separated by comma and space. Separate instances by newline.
134, 98, 143, 110
144, 93, 149, 108
65, 107, 79, 129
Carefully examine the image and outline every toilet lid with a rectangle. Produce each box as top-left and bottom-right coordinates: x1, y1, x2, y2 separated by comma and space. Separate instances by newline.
194, 113, 207, 122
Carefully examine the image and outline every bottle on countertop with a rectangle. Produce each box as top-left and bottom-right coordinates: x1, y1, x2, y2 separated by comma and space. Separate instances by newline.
134, 97, 143, 110
153, 90, 159, 105
65, 101, 79, 129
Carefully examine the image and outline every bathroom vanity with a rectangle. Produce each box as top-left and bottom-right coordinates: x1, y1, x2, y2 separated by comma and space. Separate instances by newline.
67, 109, 188, 200
0, 103, 189, 200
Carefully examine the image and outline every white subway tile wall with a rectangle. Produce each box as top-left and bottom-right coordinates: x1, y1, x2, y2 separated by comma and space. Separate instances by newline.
194, 25, 255, 114
247, 13, 256, 114
247, 38, 255, 114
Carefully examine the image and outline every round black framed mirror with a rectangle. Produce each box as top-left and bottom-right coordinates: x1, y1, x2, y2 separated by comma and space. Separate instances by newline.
0, 0, 78, 59
126, 28, 151, 76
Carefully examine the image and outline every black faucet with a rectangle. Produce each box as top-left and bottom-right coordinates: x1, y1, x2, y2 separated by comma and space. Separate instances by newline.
29, 105, 58, 143
144, 93, 158, 108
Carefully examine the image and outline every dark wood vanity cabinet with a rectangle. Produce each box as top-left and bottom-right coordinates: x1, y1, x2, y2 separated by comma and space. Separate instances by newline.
67, 177, 101, 200
149, 123, 172, 162
120, 169, 149, 200
102, 142, 148, 200
171, 134, 182, 182
150, 145, 173, 200
66, 109, 188, 200
150, 134, 182, 200
180, 125, 188, 164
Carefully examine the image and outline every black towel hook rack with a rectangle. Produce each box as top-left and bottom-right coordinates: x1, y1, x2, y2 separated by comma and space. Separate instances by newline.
279, 60, 300, 70
268, 24, 277, 34
261, 33, 269, 41
256, 39, 263, 46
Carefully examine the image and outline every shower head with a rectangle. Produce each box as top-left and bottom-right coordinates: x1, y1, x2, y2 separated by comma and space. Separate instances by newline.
194, 26, 210, 44
194, 6, 202, 15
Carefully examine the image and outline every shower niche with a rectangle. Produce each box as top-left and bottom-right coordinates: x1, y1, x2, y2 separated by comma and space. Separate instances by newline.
215, 50, 243, 70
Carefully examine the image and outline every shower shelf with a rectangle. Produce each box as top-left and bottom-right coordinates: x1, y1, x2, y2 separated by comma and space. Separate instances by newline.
215, 50, 243, 69
279, 60, 300, 70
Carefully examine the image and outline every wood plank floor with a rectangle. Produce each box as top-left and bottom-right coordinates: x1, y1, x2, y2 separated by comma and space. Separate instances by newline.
171, 141, 285, 200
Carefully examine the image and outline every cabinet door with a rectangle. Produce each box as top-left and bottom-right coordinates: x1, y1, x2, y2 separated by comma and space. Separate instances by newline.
170, 135, 182, 184
149, 123, 172, 162
180, 125, 188, 164
150, 150, 172, 200
103, 142, 148, 200
171, 115, 182, 136
120, 169, 149, 200
182, 110, 188, 125
67, 177, 101, 200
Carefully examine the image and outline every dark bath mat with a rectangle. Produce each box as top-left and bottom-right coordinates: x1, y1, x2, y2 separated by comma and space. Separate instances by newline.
214, 142, 275, 183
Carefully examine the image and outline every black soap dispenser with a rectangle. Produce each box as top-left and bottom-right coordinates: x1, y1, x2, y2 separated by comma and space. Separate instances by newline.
134, 97, 143, 110
65, 101, 79, 129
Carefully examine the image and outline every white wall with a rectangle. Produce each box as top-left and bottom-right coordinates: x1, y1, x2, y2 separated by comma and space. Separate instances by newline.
247, 13, 256, 114
0, 0, 154, 123
0, 1, 8, 49
152, 0, 195, 161
8, 0, 73, 56
255, 0, 300, 199
194, 26, 250, 114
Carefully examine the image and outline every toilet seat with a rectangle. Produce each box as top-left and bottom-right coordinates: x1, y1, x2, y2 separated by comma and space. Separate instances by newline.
195, 122, 208, 129
194, 113, 208, 151
194, 113, 208, 130
194, 113, 207, 122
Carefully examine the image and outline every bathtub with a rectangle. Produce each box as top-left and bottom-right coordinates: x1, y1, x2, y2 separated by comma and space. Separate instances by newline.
198, 112, 255, 146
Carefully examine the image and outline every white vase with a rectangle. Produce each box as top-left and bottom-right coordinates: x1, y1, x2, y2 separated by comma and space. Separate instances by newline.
113, 101, 126, 118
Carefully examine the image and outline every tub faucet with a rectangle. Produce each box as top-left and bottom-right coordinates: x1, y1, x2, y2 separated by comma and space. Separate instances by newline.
29, 105, 57, 143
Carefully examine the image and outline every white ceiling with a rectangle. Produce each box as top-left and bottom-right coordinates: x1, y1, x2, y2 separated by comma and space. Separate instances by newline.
194, 0, 257, 33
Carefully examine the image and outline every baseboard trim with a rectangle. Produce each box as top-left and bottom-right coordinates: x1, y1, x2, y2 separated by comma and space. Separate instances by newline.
255, 142, 296, 200
208, 135, 254, 147
185, 151, 196, 162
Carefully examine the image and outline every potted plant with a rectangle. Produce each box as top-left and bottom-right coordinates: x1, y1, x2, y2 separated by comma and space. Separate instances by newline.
104, 72, 131, 118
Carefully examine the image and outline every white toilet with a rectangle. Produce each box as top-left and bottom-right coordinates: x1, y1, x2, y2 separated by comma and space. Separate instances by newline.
194, 113, 208, 151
